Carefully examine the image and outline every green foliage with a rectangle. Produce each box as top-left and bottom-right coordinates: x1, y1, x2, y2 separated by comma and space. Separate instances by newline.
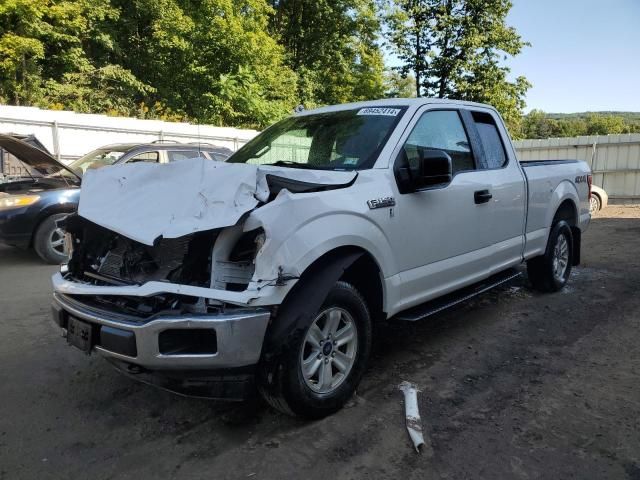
0, 0, 546, 132
0, 0, 123, 106
384, 0, 531, 134
519, 110, 640, 139
384, 70, 417, 98
268, 0, 386, 106
0, 0, 388, 128
44, 65, 156, 116
103, 0, 299, 128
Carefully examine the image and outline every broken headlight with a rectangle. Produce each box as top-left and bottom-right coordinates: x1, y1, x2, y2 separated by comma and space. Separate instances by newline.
229, 229, 266, 264
254, 232, 266, 262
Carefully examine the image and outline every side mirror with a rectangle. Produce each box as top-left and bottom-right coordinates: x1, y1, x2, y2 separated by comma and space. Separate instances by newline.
396, 148, 453, 193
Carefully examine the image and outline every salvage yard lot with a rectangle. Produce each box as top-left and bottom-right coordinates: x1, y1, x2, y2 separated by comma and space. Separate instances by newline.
1, 206, 639, 480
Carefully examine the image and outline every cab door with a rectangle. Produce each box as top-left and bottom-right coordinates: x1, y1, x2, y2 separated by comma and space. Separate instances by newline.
461, 108, 527, 271
388, 107, 500, 311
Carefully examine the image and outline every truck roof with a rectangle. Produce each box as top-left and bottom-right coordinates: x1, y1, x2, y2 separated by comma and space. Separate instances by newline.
296, 97, 498, 116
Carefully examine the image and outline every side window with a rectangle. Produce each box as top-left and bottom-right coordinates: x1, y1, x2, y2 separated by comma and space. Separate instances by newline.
128, 151, 159, 164
403, 110, 474, 174
472, 112, 507, 169
167, 150, 205, 162
208, 152, 229, 162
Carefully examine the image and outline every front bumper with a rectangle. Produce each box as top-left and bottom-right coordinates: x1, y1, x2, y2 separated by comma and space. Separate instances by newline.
51, 292, 271, 371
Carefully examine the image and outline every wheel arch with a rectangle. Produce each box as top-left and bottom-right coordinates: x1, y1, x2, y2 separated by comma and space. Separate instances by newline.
551, 199, 581, 266
263, 245, 384, 354
552, 198, 578, 226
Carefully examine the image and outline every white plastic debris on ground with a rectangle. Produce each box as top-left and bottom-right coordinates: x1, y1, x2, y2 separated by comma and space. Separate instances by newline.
78, 158, 357, 246
399, 381, 426, 452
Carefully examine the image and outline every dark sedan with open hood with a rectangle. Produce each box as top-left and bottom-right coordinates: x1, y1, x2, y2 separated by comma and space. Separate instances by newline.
0, 135, 232, 263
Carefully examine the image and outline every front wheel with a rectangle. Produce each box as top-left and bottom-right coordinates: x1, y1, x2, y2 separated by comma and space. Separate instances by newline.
258, 281, 372, 419
527, 220, 573, 292
589, 194, 601, 214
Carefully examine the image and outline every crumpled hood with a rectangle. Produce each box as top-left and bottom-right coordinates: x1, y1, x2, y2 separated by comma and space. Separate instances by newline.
78, 158, 357, 245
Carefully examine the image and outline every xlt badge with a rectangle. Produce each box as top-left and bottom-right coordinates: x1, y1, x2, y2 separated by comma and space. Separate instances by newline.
367, 197, 396, 209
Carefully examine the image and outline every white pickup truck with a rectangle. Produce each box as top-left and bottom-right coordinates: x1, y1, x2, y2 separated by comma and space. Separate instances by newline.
51, 98, 591, 418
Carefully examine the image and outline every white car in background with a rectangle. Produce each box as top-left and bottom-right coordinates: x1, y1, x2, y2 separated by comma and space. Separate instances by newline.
590, 184, 608, 213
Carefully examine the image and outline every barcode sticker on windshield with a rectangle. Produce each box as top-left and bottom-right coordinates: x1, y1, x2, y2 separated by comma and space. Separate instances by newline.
357, 107, 401, 117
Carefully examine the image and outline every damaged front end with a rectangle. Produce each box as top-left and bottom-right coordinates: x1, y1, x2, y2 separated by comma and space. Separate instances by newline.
50, 157, 357, 398
51, 213, 272, 398
61, 214, 235, 317
52, 214, 274, 398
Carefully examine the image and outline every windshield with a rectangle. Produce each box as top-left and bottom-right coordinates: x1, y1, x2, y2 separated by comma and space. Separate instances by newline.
68, 148, 128, 174
228, 107, 406, 170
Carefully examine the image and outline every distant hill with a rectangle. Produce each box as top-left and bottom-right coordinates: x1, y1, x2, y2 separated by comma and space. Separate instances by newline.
546, 112, 640, 121
519, 111, 640, 139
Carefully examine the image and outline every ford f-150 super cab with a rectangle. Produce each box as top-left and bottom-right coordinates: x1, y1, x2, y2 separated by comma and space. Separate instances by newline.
51, 98, 591, 418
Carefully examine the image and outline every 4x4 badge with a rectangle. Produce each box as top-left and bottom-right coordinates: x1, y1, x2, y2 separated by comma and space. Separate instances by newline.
367, 197, 396, 209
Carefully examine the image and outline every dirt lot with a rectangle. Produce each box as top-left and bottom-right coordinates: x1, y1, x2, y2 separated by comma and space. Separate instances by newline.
1, 206, 639, 480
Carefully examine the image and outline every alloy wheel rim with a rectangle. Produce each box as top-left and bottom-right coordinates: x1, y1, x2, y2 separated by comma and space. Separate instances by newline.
590, 196, 598, 213
552, 234, 569, 281
300, 307, 358, 394
50, 227, 66, 255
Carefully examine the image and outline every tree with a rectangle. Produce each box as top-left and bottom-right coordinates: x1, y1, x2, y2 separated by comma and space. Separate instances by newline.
104, 0, 299, 128
0, 0, 148, 114
385, 0, 433, 97
584, 114, 628, 135
384, 70, 417, 98
268, 0, 386, 106
384, 0, 531, 133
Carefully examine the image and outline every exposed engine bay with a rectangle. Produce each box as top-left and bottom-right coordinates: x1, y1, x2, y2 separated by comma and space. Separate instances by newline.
61, 214, 260, 318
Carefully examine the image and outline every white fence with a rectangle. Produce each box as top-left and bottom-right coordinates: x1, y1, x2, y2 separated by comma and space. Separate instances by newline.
514, 134, 640, 203
0, 105, 258, 163
3, 105, 638, 203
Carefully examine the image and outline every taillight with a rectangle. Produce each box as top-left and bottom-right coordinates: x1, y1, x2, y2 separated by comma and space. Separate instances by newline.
587, 174, 593, 199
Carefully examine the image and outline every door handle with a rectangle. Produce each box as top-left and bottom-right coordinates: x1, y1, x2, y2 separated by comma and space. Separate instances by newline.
474, 189, 492, 204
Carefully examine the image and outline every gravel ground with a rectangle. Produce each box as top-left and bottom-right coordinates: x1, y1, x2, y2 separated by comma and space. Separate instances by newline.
1, 206, 639, 480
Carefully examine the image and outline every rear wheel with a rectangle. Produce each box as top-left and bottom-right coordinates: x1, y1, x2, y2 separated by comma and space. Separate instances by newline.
589, 194, 601, 214
258, 281, 372, 418
527, 220, 573, 292
33, 213, 69, 264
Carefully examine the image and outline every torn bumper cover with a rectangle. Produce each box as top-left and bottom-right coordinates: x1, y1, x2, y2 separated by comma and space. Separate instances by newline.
52, 292, 270, 370
52, 271, 265, 306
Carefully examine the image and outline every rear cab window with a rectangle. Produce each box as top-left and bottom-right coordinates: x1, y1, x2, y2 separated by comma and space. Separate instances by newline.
470, 111, 508, 169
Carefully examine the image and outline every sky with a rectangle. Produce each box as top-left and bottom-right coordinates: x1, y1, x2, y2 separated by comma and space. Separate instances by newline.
506, 0, 640, 113
384, 0, 640, 113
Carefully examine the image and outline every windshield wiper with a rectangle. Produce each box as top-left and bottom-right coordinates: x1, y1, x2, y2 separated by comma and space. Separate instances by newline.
263, 160, 319, 169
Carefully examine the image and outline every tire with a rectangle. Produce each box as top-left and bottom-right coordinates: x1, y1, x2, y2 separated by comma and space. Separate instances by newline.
589, 194, 601, 214
527, 220, 573, 292
33, 213, 69, 264
258, 281, 372, 419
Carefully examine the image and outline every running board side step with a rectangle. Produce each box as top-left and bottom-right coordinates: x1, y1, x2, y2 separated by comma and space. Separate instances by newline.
393, 268, 522, 322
